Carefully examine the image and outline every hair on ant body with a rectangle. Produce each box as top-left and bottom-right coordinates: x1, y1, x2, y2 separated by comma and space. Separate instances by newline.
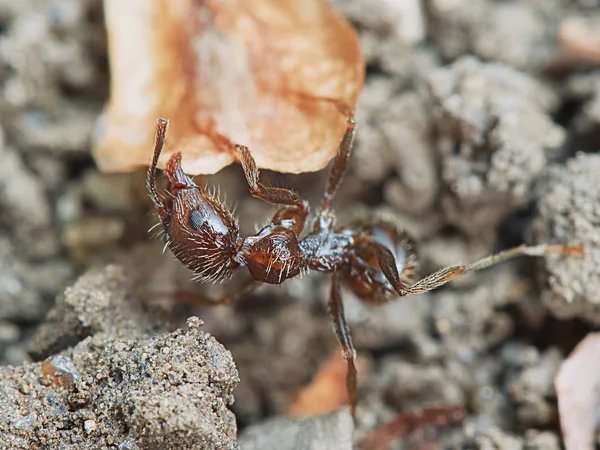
147, 106, 584, 418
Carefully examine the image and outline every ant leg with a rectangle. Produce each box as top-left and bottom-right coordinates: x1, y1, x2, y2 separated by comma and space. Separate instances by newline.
221, 277, 259, 304
321, 114, 357, 213
405, 244, 584, 295
237, 145, 308, 234
237, 145, 304, 207
142, 278, 259, 306
147, 119, 169, 209
313, 111, 357, 233
370, 241, 584, 297
328, 270, 358, 418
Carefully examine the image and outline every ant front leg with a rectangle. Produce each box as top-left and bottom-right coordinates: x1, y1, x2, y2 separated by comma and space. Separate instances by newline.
321, 114, 357, 212
314, 110, 357, 232
328, 270, 359, 418
369, 240, 585, 297
237, 145, 308, 235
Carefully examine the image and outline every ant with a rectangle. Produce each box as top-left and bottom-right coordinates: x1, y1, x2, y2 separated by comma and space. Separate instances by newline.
146, 105, 584, 418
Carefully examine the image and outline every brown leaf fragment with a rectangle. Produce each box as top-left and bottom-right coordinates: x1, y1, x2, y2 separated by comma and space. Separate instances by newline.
288, 351, 367, 417
558, 17, 600, 65
358, 404, 466, 450
94, 0, 364, 175
555, 332, 600, 450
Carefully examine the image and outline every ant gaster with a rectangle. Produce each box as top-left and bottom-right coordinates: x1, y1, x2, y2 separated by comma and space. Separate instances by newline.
147, 106, 584, 418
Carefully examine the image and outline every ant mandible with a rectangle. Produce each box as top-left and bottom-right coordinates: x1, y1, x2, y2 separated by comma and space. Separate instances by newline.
146, 104, 584, 418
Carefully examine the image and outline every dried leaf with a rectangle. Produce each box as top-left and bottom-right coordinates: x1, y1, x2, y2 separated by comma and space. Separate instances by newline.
555, 332, 600, 450
558, 17, 600, 65
94, 0, 364, 174
288, 352, 365, 417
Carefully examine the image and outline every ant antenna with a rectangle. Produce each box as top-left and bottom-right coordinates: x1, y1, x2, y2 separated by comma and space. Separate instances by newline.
147, 118, 169, 208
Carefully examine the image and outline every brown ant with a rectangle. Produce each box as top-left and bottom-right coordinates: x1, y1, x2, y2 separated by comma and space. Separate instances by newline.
146, 108, 584, 418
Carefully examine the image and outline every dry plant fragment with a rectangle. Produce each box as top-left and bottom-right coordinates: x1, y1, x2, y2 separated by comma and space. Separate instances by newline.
288, 352, 353, 417
558, 17, 600, 65
93, 0, 364, 175
555, 332, 600, 450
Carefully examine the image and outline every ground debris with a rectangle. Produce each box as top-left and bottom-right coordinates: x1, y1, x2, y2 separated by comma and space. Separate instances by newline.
238, 407, 353, 450
41, 354, 82, 390
0, 127, 51, 243
559, 15, 600, 65
358, 404, 466, 450
0, 0, 598, 448
506, 347, 563, 427
427, 56, 563, 238
533, 153, 600, 323
27, 265, 169, 361
1, 302, 239, 450
555, 332, 600, 450
428, 0, 575, 73
0, 0, 105, 154
287, 351, 351, 417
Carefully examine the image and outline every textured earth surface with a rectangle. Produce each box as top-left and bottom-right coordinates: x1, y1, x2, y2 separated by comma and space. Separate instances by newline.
1, 0, 600, 448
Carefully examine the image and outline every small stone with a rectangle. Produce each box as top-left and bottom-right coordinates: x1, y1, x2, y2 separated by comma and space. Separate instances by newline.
41, 354, 81, 390
187, 316, 204, 329
84, 419, 96, 434
0, 321, 20, 342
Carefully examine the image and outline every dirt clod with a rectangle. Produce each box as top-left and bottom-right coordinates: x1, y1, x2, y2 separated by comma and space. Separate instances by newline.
533, 153, 600, 322
428, 56, 564, 238
27, 265, 167, 361
1, 267, 239, 450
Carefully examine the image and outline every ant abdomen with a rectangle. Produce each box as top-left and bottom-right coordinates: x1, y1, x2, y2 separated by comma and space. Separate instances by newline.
344, 220, 419, 303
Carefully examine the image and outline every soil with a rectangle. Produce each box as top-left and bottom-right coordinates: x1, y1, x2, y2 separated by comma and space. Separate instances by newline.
1, 0, 600, 449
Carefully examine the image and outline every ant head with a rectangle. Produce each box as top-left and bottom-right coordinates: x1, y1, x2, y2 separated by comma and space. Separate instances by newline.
147, 120, 240, 282
237, 226, 301, 284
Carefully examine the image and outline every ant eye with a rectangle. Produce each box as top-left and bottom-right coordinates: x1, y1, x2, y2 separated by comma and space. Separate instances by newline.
189, 210, 205, 229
